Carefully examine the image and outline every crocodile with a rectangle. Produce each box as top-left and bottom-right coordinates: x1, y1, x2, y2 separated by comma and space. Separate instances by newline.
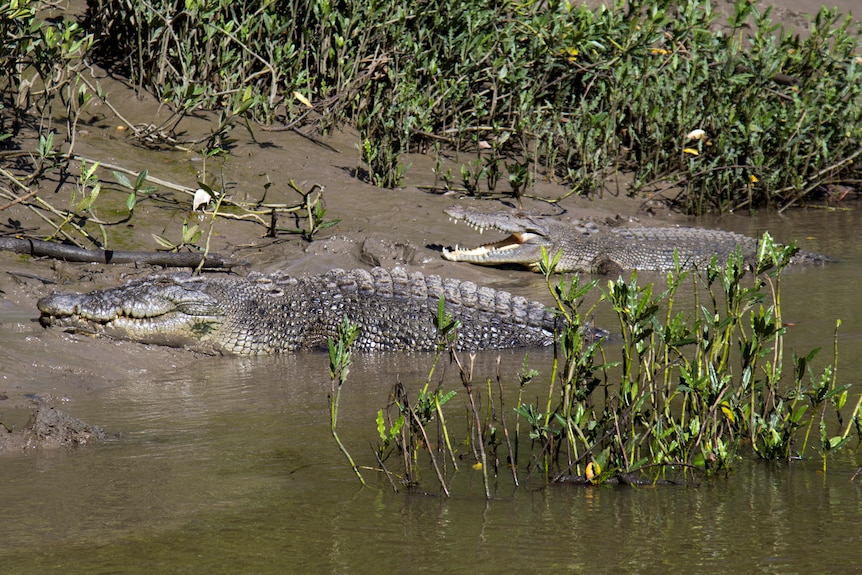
37, 267, 582, 355
442, 206, 828, 273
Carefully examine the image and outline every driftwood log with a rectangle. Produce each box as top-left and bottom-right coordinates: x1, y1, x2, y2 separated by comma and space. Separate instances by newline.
0, 237, 246, 269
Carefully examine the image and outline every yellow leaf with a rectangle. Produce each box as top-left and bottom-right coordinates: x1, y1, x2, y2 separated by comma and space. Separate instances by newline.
682, 148, 699, 156
293, 91, 313, 108
472, 462, 483, 470
720, 402, 735, 424
650, 48, 669, 55
560, 47, 578, 62
586, 461, 601, 481
750, 175, 758, 183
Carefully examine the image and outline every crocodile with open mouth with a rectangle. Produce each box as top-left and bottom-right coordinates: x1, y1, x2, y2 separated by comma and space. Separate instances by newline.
441, 205, 828, 273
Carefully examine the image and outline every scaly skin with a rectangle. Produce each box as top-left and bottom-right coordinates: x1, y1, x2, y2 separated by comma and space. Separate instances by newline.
37, 267, 580, 355
442, 206, 829, 273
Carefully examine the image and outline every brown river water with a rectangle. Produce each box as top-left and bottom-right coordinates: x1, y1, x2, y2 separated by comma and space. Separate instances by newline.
1, 206, 861, 574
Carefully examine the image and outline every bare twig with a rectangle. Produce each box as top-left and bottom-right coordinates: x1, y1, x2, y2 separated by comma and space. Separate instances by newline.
496, 357, 519, 488
0, 187, 40, 211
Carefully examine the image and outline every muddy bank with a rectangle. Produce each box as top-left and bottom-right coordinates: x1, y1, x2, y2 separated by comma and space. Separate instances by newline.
0, 400, 106, 453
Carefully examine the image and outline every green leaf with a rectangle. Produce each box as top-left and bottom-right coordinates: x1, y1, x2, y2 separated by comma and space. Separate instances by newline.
316, 218, 341, 230
75, 183, 100, 212
376, 410, 386, 442
135, 169, 149, 190
151, 234, 177, 250
390, 414, 404, 439
82, 160, 100, 183
112, 170, 132, 189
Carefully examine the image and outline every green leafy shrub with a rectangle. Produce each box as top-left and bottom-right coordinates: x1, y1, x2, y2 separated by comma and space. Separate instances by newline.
334, 237, 858, 493
86, 0, 861, 211
1, 0, 95, 148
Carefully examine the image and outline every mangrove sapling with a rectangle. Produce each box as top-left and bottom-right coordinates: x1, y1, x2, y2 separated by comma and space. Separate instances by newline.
795, 319, 860, 472
429, 295, 462, 473
524, 233, 854, 484
451, 351, 491, 499
273, 180, 340, 241
512, 356, 539, 474
541, 247, 606, 479
397, 382, 452, 497
460, 159, 487, 197
328, 317, 366, 486
346, 234, 855, 492
151, 217, 204, 254
495, 357, 520, 487
112, 168, 158, 215
45, 159, 107, 247
372, 297, 461, 494
194, 182, 229, 275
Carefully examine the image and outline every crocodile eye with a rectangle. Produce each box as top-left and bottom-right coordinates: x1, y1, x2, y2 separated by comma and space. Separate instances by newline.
268, 288, 284, 297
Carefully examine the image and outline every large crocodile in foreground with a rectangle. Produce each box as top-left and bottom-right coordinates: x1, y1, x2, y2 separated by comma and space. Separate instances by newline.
37, 267, 581, 355
442, 206, 829, 273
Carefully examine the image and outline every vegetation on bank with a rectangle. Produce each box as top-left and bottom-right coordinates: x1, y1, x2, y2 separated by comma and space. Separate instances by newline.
79, 0, 862, 212
329, 236, 860, 494
0, 0, 338, 253
0, 0, 859, 215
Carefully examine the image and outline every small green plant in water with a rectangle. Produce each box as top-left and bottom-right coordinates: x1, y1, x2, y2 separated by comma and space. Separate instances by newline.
328, 317, 365, 486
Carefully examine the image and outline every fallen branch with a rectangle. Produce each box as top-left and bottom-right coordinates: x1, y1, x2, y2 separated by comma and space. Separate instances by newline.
0, 237, 247, 270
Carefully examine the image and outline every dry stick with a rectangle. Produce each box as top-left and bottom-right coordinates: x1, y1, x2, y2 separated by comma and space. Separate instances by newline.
71, 155, 293, 224
71, 155, 196, 195
371, 444, 399, 494
455, 352, 490, 499
0, 237, 246, 269
76, 73, 146, 139
0, 187, 40, 211
778, 147, 862, 213
406, 404, 450, 498
496, 357, 520, 488
0, 171, 87, 247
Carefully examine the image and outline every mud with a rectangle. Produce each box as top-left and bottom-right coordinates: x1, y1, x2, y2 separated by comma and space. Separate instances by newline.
0, 400, 106, 453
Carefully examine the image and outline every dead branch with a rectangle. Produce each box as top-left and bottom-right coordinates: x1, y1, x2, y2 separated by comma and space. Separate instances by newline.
0, 237, 247, 270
